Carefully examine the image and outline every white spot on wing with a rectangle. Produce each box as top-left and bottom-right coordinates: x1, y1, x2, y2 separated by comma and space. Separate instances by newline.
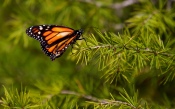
39, 26, 43, 30
58, 32, 71, 36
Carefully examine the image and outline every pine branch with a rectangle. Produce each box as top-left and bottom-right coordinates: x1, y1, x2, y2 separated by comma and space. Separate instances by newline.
80, 0, 139, 9
60, 90, 137, 109
74, 26, 175, 84
80, 45, 174, 57
111, 0, 138, 10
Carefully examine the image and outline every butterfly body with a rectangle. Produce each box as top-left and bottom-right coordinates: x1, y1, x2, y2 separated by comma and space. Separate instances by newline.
26, 25, 83, 60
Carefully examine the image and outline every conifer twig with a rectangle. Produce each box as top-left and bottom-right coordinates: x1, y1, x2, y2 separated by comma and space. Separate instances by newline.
80, 45, 173, 57
60, 90, 137, 109
80, 0, 138, 9
111, 0, 138, 9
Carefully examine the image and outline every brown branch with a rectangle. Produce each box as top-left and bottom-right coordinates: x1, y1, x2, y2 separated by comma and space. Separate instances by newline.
60, 90, 137, 109
79, 0, 139, 9
80, 44, 174, 57
111, 0, 139, 10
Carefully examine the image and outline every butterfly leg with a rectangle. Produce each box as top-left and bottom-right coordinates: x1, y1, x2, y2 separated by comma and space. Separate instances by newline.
70, 44, 75, 54
78, 37, 90, 48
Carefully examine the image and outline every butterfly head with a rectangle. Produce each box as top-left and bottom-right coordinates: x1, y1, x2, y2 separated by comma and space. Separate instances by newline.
79, 29, 83, 33
76, 29, 83, 34
75, 29, 83, 39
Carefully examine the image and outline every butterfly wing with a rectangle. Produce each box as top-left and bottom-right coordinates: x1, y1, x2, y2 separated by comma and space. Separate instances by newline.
26, 25, 83, 60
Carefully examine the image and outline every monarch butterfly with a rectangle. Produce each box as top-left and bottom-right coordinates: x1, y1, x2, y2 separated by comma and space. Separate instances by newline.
26, 25, 83, 61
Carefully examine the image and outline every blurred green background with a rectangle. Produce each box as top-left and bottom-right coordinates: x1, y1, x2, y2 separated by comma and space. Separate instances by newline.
0, 0, 124, 108
0, 0, 175, 109
0, 0, 119, 86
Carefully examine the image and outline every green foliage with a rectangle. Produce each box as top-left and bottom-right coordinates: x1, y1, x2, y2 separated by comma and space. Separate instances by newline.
0, 0, 175, 109
1, 86, 45, 109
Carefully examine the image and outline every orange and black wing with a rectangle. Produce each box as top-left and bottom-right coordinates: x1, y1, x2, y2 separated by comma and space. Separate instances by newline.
26, 25, 83, 60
